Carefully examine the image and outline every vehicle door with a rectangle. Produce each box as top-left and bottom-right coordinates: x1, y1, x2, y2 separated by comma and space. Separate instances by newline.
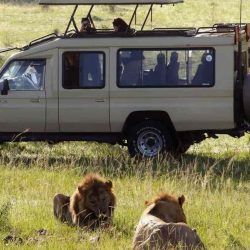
0, 59, 46, 132
58, 50, 110, 132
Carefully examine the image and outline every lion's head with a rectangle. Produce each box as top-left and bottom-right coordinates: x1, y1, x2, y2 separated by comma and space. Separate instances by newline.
70, 174, 116, 228
133, 193, 205, 249
145, 192, 186, 223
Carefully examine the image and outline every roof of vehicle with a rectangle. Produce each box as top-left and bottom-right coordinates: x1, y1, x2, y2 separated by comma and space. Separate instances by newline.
39, 0, 183, 5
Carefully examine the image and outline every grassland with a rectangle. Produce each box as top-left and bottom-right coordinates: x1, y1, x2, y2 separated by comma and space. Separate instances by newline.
0, 137, 249, 249
0, 0, 250, 249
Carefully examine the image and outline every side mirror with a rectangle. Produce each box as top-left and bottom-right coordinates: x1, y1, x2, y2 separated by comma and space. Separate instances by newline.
1, 79, 9, 95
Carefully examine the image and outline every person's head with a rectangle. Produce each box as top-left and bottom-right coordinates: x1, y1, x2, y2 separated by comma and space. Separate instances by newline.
170, 52, 178, 63
157, 53, 165, 65
80, 17, 91, 32
113, 18, 129, 32
130, 51, 144, 61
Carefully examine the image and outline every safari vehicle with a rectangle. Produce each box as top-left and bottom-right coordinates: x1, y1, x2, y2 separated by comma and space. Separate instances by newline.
0, 0, 250, 158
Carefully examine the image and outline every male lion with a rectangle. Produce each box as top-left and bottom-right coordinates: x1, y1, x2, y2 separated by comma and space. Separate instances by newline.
53, 174, 116, 229
132, 193, 205, 250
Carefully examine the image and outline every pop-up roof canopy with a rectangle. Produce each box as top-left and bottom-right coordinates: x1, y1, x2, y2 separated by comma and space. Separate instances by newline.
39, 0, 183, 36
39, 0, 183, 5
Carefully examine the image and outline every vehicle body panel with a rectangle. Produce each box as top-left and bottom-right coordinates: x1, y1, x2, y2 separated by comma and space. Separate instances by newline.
0, 34, 237, 134
58, 48, 110, 132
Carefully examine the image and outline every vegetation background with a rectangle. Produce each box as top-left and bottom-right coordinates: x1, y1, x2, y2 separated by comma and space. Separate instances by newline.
0, 0, 250, 249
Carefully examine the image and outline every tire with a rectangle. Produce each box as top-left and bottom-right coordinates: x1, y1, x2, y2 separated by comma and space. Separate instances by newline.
127, 120, 173, 158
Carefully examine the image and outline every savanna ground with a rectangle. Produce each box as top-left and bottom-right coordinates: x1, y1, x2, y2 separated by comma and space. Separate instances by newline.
0, 0, 250, 249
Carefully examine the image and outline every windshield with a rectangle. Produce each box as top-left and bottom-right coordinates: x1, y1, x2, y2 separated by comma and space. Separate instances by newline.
0, 60, 46, 91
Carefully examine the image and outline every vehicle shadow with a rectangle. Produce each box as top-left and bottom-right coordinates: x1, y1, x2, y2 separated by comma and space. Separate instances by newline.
0, 146, 249, 181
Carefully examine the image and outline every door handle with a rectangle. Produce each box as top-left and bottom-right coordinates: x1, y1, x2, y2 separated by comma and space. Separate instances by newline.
95, 99, 105, 103
0, 100, 8, 103
30, 98, 40, 103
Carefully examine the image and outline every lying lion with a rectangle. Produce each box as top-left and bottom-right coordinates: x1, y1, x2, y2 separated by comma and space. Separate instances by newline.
53, 173, 116, 229
133, 193, 205, 249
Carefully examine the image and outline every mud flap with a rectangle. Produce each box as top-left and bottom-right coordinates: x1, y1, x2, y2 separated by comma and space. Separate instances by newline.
243, 73, 250, 122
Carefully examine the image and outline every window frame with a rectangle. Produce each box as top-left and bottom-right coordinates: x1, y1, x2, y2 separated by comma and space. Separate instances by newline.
0, 59, 46, 91
62, 51, 106, 90
116, 47, 215, 88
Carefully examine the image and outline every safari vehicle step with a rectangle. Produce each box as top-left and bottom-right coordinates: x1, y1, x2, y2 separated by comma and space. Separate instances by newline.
0, 133, 120, 145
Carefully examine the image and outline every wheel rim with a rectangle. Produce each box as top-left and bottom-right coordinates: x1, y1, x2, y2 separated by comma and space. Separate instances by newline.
137, 130, 163, 157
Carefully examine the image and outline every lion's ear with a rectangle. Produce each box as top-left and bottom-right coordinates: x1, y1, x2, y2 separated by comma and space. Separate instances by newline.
145, 201, 149, 206
105, 180, 113, 189
178, 195, 185, 207
78, 186, 85, 195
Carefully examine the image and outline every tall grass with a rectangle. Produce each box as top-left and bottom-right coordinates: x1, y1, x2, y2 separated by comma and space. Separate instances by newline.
0, 137, 249, 249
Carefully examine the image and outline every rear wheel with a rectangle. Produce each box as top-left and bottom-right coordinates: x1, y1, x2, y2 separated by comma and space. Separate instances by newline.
127, 120, 173, 158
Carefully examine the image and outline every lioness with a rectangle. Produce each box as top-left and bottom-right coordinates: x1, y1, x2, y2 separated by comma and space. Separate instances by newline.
53, 173, 116, 229
133, 193, 205, 250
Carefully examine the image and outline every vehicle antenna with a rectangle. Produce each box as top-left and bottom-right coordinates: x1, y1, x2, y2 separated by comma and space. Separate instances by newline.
237, 0, 243, 125
151, 5, 153, 30
240, 0, 242, 26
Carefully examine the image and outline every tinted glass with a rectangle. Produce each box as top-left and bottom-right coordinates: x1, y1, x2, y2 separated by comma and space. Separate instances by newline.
117, 49, 215, 87
63, 52, 105, 89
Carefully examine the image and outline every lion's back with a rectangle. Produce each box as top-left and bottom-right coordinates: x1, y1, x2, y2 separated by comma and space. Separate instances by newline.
133, 214, 205, 250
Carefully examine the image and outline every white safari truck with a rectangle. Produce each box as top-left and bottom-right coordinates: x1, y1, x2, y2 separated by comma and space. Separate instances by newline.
0, 0, 250, 157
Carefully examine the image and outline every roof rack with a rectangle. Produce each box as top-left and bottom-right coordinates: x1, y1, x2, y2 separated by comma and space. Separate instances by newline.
196, 26, 236, 35
22, 33, 59, 50
0, 47, 22, 54
64, 27, 196, 38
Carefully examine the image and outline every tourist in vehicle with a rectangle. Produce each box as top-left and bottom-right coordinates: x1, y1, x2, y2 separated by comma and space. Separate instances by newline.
120, 51, 144, 86
113, 18, 131, 33
64, 53, 79, 88
79, 17, 96, 33
154, 53, 167, 85
166, 51, 179, 84
192, 52, 213, 85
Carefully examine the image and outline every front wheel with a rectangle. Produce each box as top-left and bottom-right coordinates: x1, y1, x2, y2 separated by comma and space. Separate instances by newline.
127, 121, 173, 158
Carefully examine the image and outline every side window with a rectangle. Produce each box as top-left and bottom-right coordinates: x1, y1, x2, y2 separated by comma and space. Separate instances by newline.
63, 52, 105, 89
118, 50, 144, 86
117, 49, 215, 88
191, 50, 214, 86
0, 60, 45, 91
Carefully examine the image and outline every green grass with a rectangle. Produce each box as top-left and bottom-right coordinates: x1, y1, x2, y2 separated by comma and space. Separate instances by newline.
0, 137, 249, 249
0, 1, 250, 249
